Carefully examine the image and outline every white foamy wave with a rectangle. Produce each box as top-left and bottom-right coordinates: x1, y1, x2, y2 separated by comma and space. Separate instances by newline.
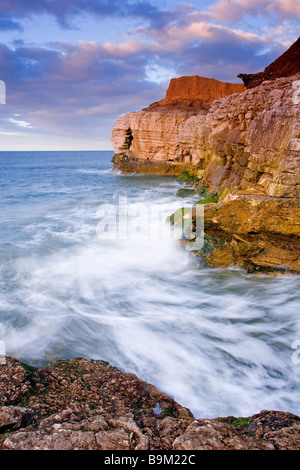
1, 152, 299, 419
2, 221, 300, 418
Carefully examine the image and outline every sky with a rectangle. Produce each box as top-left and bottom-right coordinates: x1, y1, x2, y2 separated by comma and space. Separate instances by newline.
0, 0, 299, 151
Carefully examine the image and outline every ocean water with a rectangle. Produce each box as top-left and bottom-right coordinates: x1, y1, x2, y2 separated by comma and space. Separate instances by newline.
0, 150, 299, 419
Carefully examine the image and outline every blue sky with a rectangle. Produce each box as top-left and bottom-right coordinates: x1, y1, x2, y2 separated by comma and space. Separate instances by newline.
0, 0, 299, 150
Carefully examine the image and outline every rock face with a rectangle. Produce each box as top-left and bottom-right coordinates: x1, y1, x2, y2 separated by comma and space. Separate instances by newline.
112, 73, 300, 196
238, 37, 300, 89
163, 75, 245, 104
111, 39, 300, 273
178, 74, 300, 198
178, 73, 300, 273
1, 357, 300, 451
111, 106, 199, 176
111, 76, 245, 175
202, 193, 300, 273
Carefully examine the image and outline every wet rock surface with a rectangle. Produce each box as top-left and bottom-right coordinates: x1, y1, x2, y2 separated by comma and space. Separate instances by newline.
200, 192, 300, 273
0, 357, 299, 450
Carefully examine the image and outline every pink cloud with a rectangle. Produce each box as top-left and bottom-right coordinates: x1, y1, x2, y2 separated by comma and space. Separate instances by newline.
142, 20, 267, 53
103, 40, 145, 58
205, 0, 300, 22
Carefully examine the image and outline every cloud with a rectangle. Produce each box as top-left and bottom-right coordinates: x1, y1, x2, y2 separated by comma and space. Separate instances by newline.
8, 117, 35, 128
137, 12, 270, 55
0, 16, 23, 31
4, 0, 298, 30
0, 38, 164, 148
145, 63, 178, 84
204, 0, 300, 23
0, 30, 281, 142
0, 0, 181, 29
0, 23, 289, 137
103, 40, 145, 58
0, 1, 297, 149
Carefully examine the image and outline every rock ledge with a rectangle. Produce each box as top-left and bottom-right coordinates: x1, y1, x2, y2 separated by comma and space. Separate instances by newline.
1, 357, 299, 450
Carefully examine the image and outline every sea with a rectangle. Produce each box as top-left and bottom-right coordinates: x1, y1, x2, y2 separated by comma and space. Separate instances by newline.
0, 150, 299, 419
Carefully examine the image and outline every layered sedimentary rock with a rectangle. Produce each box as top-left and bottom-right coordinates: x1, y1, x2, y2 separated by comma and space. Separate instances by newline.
111, 106, 199, 175
201, 193, 300, 273
178, 74, 300, 198
111, 76, 245, 175
111, 39, 300, 273
177, 73, 300, 273
1, 357, 300, 450
112, 73, 300, 197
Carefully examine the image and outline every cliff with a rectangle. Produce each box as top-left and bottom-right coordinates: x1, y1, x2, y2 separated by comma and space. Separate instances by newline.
162, 75, 245, 104
110, 40, 300, 274
1, 357, 300, 450
111, 73, 300, 196
111, 76, 246, 175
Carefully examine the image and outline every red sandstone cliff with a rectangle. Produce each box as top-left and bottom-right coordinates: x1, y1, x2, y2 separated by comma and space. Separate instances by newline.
162, 75, 245, 104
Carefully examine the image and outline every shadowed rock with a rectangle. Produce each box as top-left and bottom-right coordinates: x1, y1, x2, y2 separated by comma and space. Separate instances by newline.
238, 37, 300, 89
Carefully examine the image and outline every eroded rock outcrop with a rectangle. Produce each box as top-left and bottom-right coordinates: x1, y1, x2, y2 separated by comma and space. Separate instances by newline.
178, 73, 300, 273
201, 191, 300, 273
112, 73, 300, 197
111, 39, 300, 273
111, 76, 245, 175
178, 74, 300, 199
1, 357, 300, 450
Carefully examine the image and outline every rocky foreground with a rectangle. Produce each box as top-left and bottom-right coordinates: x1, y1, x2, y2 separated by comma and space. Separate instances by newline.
0, 357, 300, 450
110, 39, 300, 274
